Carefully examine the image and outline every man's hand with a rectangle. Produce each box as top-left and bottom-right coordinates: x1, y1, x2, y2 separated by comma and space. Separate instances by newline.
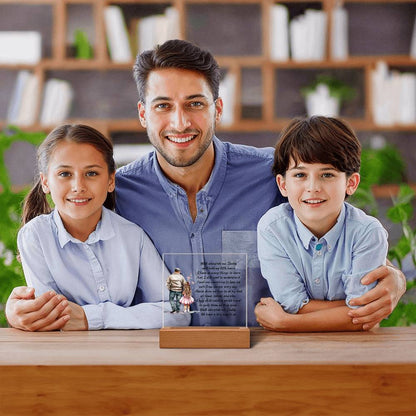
348, 265, 406, 330
61, 301, 88, 331
5, 286, 70, 331
255, 297, 288, 331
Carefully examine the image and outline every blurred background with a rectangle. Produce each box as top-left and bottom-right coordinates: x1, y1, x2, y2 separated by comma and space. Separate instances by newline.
0, 0, 415, 326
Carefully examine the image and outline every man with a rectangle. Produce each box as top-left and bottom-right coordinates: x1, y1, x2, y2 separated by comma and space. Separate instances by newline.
6, 40, 406, 330
166, 268, 186, 313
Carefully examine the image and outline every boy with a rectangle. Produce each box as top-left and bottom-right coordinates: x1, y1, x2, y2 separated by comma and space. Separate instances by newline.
255, 116, 388, 332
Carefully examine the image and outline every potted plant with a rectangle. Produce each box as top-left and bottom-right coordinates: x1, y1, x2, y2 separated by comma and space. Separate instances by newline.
301, 74, 356, 117
348, 142, 415, 326
381, 184, 416, 326
0, 127, 45, 326
349, 143, 407, 216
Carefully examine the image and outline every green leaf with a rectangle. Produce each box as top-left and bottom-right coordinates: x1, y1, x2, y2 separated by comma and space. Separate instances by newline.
387, 204, 412, 223
349, 187, 378, 216
74, 29, 93, 60
388, 236, 411, 268
380, 302, 416, 327
396, 184, 416, 204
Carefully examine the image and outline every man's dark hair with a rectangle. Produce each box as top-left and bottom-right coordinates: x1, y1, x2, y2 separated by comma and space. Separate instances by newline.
273, 116, 361, 177
133, 39, 221, 103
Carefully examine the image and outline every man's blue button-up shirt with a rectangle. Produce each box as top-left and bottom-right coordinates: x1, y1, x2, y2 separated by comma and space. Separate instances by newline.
116, 137, 285, 326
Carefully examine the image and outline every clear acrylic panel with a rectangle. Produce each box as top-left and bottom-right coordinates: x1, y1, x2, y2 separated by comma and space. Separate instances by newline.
162, 253, 248, 327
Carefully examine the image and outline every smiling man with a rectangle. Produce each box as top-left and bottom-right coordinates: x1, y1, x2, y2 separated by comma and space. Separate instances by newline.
6, 40, 406, 330
115, 41, 284, 325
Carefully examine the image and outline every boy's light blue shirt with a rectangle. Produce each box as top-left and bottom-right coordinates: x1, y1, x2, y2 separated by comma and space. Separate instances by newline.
257, 202, 388, 313
17, 207, 190, 330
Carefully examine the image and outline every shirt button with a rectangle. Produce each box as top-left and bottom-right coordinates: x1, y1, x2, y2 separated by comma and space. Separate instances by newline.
98, 285, 105, 292
314, 278, 321, 284
316, 244, 322, 251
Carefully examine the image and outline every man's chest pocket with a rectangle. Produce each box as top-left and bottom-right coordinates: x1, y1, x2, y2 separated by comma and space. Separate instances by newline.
222, 230, 260, 269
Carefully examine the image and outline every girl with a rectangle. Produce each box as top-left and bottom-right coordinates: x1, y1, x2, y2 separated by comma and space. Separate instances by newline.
17, 124, 189, 330
180, 281, 194, 313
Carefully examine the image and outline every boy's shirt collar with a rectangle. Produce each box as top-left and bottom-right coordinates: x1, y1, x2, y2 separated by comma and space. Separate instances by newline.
294, 203, 346, 252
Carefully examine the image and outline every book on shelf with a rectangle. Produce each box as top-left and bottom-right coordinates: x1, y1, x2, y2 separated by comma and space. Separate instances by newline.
219, 72, 237, 127
410, 14, 416, 59
136, 7, 180, 54
7, 71, 40, 126
7, 71, 30, 124
398, 72, 416, 125
371, 62, 416, 126
104, 6, 132, 63
0, 31, 41, 64
39, 79, 74, 126
270, 4, 289, 61
289, 9, 327, 61
331, 6, 348, 60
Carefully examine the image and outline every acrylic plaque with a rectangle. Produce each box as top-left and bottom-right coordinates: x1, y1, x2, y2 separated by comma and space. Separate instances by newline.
160, 253, 250, 348
162, 252, 248, 327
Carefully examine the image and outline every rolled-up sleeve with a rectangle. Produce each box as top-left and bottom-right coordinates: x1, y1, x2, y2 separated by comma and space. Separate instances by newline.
342, 223, 388, 308
257, 219, 309, 314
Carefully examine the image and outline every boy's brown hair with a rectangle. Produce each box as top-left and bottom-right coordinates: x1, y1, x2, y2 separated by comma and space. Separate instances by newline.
273, 116, 361, 177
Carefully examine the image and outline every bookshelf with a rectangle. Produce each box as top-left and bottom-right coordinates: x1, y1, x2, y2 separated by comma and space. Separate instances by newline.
0, 1, 415, 142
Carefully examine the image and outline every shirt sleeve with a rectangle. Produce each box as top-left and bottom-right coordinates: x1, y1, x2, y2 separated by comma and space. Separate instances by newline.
83, 229, 191, 330
257, 220, 310, 314
17, 226, 60, 296
342, 222, 388, 308
83, 301, 191, 330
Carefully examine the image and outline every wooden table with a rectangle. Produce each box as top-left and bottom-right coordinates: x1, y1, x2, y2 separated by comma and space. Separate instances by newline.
0, 327, 415, 415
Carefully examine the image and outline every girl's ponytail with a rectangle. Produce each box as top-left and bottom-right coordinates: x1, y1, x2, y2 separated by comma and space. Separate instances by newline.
21, 177, 51, 226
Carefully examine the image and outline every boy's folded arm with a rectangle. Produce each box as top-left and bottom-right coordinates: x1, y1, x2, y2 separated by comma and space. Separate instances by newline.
297, 299, 346, 313
255, 298, 364, 332
289, 306, 364, 332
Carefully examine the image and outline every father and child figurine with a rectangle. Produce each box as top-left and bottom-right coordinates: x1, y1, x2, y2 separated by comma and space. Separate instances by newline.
166, 268, 194, 314
5, 39, 406, 332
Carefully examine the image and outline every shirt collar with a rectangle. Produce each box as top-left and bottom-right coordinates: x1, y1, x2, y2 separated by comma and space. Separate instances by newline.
152, 136, 227, 203
295, 203, 346, 251
53, 207, 115, 248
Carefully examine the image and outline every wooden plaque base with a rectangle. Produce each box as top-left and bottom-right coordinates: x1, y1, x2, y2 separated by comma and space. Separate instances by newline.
159, 327, 250, 349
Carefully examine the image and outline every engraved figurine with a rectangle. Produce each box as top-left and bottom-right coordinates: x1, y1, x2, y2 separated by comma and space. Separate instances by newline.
180, 282, 195, 313
166, 268, 186, 313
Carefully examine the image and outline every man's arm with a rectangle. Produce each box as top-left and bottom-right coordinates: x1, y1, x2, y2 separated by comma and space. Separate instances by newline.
348, 263, 406, 330
5, 287, 70, 331
255, 297, 364, 332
